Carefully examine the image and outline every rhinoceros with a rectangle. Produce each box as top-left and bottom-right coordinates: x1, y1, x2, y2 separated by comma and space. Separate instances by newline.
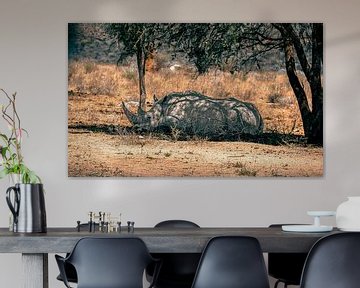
122, 91, 263, 139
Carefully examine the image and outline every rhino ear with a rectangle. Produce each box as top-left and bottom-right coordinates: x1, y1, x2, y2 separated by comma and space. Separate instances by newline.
122, 102, 138, 125
153, 94, 158, 103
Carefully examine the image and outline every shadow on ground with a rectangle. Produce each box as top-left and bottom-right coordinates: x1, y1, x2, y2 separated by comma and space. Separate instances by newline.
68, 124, 316, 147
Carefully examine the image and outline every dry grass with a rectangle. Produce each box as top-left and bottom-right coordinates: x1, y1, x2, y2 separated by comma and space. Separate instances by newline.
68, 60, 323, 177
68, 60, 312, 135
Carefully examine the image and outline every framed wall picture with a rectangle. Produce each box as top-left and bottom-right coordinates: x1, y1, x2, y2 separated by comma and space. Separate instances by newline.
68, 23, 323, 177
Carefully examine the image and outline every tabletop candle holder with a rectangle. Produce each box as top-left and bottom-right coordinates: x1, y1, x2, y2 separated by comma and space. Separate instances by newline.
76, 212, 129, 233
282, 211, 336, 232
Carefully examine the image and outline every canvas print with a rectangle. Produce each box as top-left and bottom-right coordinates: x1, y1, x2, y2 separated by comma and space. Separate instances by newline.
68, 23, 323, 177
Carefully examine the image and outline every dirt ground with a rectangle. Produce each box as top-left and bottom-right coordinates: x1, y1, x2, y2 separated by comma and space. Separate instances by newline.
68, 129, 323, 177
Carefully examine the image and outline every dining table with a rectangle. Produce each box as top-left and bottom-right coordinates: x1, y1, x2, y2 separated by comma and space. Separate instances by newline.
0, 226, 340, 288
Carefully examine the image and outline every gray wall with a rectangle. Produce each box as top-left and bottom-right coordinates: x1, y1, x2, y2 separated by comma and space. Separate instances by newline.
1, 0, 360, 287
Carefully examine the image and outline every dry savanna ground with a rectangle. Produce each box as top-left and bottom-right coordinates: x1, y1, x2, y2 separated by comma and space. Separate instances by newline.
68, 60, 323, 177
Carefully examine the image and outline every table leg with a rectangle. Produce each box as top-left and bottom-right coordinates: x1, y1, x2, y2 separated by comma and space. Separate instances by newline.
22, 253, 48, 288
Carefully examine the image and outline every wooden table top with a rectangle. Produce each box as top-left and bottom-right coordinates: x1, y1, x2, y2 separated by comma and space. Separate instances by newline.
0, 227, 340, 253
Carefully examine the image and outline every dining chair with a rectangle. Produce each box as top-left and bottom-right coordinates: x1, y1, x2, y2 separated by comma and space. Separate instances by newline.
268, 224, 308, 288
56, 223, 99, 284
55, 237, 160, 288
146, 220, 201, 288
191, 236, 270, 288
300, 232, 360, 288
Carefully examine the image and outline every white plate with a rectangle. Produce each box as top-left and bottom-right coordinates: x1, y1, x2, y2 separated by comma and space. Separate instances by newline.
282, 225, 333, 232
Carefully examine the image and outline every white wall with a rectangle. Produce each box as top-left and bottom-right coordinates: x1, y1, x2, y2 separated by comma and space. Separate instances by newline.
1, 0, 360, 287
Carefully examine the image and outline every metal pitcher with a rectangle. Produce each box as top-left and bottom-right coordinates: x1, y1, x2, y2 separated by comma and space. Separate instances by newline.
6, 183, 47, 233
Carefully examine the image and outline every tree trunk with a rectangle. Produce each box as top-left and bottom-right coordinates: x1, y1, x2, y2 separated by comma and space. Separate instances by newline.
307, 24, 323, 145
136, 41, 147, 112
276, 24, 323, 145
282, 37, 313, 139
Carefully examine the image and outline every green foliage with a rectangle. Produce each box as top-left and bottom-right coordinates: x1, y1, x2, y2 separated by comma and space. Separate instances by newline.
0, 89, 41, 184
0, 162, 41, 184
104, 23, 169, 65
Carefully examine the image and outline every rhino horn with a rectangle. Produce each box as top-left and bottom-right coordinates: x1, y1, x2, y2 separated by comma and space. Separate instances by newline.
122, 102, 139, 125
153, 94, 158, 103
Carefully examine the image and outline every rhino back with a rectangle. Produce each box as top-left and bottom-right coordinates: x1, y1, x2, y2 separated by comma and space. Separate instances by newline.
155, 92, 263, 137
217, 99, 263, 134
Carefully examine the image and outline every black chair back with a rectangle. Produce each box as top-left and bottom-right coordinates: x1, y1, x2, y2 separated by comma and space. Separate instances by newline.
300, 232, 360, 288
191, 236, 270, 288
149, 220, 201, 288
56, 223, 99, 284
155, 220, 200, 229
56, 237, 157, 288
